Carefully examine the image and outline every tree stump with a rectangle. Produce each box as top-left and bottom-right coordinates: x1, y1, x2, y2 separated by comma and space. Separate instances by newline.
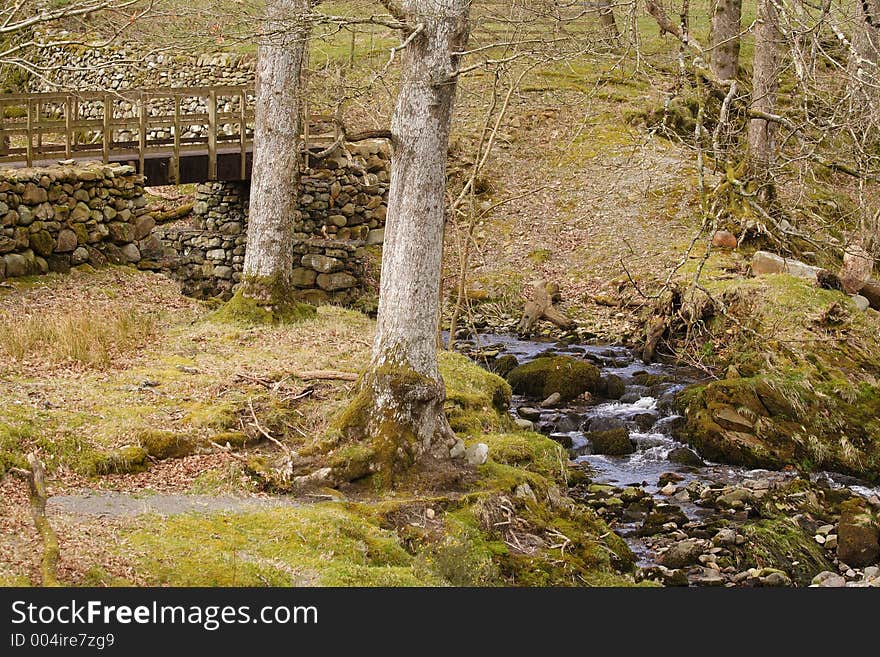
516, 280, 575, 336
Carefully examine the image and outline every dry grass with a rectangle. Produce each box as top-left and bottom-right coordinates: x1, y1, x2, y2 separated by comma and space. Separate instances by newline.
0, 307, 156, 367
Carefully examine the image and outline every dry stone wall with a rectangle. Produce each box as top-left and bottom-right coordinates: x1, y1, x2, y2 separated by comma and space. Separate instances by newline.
152, 142, 390, 303
0, 162, 151, 280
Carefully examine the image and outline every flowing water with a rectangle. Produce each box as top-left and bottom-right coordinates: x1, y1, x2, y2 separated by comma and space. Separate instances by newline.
457, 333, 880, 572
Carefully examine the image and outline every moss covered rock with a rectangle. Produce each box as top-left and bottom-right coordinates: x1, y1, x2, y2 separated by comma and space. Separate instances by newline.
736, 518, 834, 586
837, 499, 880, 567
80, 446, 148, 475
587, 428, 635, 455
506, 356, 600, 402
139, 430, 197, 460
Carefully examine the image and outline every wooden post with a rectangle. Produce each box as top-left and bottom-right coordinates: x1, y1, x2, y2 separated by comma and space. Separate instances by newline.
25, 99, 33, 167
36, 99, 42, 151
0, 101, 6, 157
239, 88, 247, 180
172, 95, 181, 184
138, 93, 147, 176
102, 94, 111, 163
64, 95, 72, 159
207, 89, 217, 180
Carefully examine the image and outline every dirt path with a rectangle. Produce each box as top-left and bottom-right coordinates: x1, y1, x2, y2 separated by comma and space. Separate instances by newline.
47, 491, 301, 518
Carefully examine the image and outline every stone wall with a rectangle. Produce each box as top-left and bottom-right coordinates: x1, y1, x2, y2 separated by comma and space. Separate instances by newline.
152, 141, 390, 303
26, 38, 256, 142
29, 40, 254, 92
0, 162, 151, 280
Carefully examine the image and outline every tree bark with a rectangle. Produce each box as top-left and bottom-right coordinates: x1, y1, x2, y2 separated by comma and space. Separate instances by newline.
850, 0, 880, 105
234, 0, 315, 320
709, 0, 742, 81
597, 0, 620, 41
747, 0, 780, 200
335, 0, 471, 484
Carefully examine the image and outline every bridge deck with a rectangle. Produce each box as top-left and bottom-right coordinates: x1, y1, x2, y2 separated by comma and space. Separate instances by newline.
0, 86, 336, 185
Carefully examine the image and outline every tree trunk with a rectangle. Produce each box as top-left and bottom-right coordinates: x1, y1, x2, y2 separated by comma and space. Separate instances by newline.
334, 0, 471, 485
709, 0, 742, 81
850, 0, 880, 105
747, 0, 780, 200
597, 0, 620, 41
230, 0, 315, 323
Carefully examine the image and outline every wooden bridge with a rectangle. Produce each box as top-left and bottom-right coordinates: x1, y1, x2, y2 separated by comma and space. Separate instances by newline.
0, 86, 337, 185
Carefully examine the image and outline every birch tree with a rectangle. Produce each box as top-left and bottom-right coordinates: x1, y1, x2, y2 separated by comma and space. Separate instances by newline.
224, 0, 316, 323
334, 0, 471, 484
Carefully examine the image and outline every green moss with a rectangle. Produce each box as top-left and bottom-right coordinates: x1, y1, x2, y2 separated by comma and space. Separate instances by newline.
737, 518, 834, 586
138, 430, 197, 460
78, 446, 148, 476
210, 278, 316, 326
439, 351, 512, 435
126, 504, 445, 586
672, 272, 880, 481
212, 431, 248, 449
477, 432, 566, 484
506, 356, 600, 402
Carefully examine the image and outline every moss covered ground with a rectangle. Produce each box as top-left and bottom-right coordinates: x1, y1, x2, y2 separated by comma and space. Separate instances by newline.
0, 267, 639, 587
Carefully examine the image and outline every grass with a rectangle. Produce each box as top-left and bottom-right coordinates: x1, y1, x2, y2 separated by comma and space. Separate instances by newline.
0, 306, 156, 367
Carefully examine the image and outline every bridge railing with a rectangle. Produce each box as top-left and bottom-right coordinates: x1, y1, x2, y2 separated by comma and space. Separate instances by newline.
0, 86, 339, 183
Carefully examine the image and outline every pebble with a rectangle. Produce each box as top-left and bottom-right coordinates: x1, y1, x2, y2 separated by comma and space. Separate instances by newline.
659, 483, 677, 496
814, 534, 826, 544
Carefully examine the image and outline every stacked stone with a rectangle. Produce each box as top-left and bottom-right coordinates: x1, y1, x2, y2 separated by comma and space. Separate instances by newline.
154, 142, 391, 302
297, 142, 390, 244
0, 163, 152, 280
291, 239, 368, 306
29, 37, 255, 93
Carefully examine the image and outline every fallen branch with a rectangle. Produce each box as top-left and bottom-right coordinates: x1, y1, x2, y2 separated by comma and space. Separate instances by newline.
516, 280, 575, 336
150, 203, 193, 224
294, 370, 359, 382
10, 454, 60, 587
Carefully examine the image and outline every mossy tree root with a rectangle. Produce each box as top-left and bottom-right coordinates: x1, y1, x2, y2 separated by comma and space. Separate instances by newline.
331, 363, 460, 487
212, 275, 316, 325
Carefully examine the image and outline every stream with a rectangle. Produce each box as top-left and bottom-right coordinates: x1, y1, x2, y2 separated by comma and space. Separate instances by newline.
456, 332, 880, 587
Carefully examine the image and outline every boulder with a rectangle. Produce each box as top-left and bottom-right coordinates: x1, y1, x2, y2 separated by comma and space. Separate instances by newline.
587, 428, 635, 455
133, 214, 156, 240
517, 407, 542, 421
465, 442, 489, 466
292, 267, 318, 288
602, 374, 626, 400
837, 499, 880, 567
301, 254, 342, 273
711, 230, 737, 249
490, 354, 518, 378
316, 272, 357, 291
667, 446, 704, 466
506, 356, 601, 402
586, 416, 627, 433
751, 250, 820, 281
55, 228, 78, 252
120, 243, 141, 263
659, 539, 704, 569
70, 246, 90, 266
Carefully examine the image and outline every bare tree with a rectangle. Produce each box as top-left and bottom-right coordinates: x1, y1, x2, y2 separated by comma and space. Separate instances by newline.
747, 0, 780, 201
709, 0, 742, 81
335, 0, 471, 483
230, 0, 316, 322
